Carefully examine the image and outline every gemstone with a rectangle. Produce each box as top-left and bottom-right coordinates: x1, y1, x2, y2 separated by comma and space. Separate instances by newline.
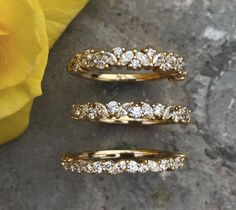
115, 107, 128, 118
122, 102, 134, 112
146, 48, 156, 59
103, 161, 114, 172
94, 103, 108, 118
119, 51, 134, 65
109, 163, 122, 174
136, 52, 149, 66
174, 157, 184, 169
106, 101, 119, 115
141, 103, 154, 118
138, 163, 149, 173
102, 52, 117, 65
86, 108, 97, 120
160, 159, 169, 171
131, 59, 141, 69
126, 160, 139, 173
153, 53, 165, 67
92, 162, 103, 173
130, 106, 142, 118
84, 162, 94, 173
162, 106, 173, 120
152, 103, 165, 117
147, 160, 160, 172
112, 47, 123, 57
118, 160, 127, 171
179, 107, 191, 123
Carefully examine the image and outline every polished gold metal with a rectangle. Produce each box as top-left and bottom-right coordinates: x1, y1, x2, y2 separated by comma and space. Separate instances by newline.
67, 47, 186, 82
71, 101, 191, 125
61, 149, 186, 174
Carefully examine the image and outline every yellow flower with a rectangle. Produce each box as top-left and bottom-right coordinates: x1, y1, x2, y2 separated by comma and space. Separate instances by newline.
0, 0, 88, 144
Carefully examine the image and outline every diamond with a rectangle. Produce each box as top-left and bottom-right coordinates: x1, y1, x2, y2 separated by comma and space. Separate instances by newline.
112, 47, 123, 57
118, 160, 127, 171
147, 160, 160, 172
152, 103, 165, 117
92, 162, 103, 173
153, 53, 165, 67
136, 52, 149, 66
108, 163, 122, 174
138, 163, 149, 173
94, 103, 108, 118
115, 107, 128, 118
102, 52, 117, 65
174, 157, 184, 169
179, 107, 191, 123
119, 51, 134, 65
122, 102, 134, 112
126, 160, 138, 173
162, 106, 174, 120
130, 105, 142, 119
131, 59, 141, 69
84, 162, 94, 173
160, 159, 169, 171
141, 103, 154, 118
106, 101, 119, 115
86, 108, 97, 120
146, 48, 156, 59
103, 161, 114, 172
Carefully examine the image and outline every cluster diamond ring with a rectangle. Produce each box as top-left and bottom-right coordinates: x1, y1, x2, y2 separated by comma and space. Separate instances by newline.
61, 149, 186, 174
68, 47, 186, 82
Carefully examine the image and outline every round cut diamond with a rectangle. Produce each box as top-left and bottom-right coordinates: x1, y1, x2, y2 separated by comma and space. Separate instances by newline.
94, 103, 108, 118
130, 106, 142, 118
109, 163, 122, 174
115, 107, 128, 118
131, 59, 141, 69
162, 106, 173, 120
118, 160, 127, 171
152, 103, 165, 117
141, 103, 154, 118
112, 47, 123, 57
103, 161, 114, 172
138, 163, 149, 173
136, 52, 149, 66
102, 52, 117, 65
153, 53, 165, 67
92, 162, 103, 173
174, 157, 184, 169
106, 101, 119, 115
126, 160, 138, 173
119, 51, 134, 65
122, 102, 134, 112
146, 48, 156, 59
147, 160, 160, 172
160, 159, 169, 171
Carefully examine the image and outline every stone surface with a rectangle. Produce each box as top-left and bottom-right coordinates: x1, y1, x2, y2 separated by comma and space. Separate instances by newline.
0, 0, 236, 210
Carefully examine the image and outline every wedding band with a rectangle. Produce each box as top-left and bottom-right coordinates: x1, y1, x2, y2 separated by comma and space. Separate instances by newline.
68, 47, 186, 82
61, 149, 186, 174
71, 101, 191, 124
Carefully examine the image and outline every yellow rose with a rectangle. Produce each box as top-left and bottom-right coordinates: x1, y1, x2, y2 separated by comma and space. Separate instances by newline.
0, 0, 88, 144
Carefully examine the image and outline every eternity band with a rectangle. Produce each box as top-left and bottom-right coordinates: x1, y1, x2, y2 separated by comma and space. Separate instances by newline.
68, 47, 186, 82
61, 149, 186, 174
71, 101, 191, 124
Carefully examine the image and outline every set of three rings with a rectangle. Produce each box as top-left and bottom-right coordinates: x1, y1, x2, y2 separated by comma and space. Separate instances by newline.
61, 47, 191, 175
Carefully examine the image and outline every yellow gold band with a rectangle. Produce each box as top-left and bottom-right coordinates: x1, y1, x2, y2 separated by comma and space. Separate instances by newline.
71, 101, 191, 125
68, 48, 186, 82
61, 149, 186, 174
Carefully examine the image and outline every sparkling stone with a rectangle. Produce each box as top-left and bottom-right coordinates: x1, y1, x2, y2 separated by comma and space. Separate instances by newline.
118, 160, 127, 171
84, 162, 94, 173
179, 107, 191, 123
160, 62, 172, 71
102, 52, 117, 65
131, 59, 141, 69
115, 107, 128, 118
153, 53, 165, 67
130, 106, 142, 118
171, 110, 182, 123
152, 103, 165, 117
126, 160, 139, 173
112, 47, 123, 57
160, 159, 169, 171
138, 163, 149, 173
108, 163, 122, 174
119, 51, 134, 65
74, 109, 81, 116
136, 52, 149, 66
94, 103, 108, 118
103, 161, 114, 172
96, 60, 106, 69
122, 102, 134, 112
141, 103, 154, 118
106, 101, 119, 115
174, 157, 184, 169
162, 106, 174, 120
146, 48, 156, 59
177, 58, 185, 72
92, 162, 103, 173
147, 160, 160, 172
86, 108, 97, 120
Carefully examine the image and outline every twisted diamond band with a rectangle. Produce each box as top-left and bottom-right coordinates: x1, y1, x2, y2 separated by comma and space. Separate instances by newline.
68, 48, 186, 82
71, 101, 191, 125
61, 149, 186, 174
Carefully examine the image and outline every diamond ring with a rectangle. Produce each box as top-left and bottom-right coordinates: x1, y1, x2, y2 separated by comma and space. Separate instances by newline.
71, 101, 191, 125
67, 48, 186, 82
61, 149, 186, 174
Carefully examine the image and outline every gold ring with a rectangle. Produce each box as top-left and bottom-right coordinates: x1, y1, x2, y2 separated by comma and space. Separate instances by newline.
71, 101, 191, 124
61, 149, 186, 174
68, 47, 186, 82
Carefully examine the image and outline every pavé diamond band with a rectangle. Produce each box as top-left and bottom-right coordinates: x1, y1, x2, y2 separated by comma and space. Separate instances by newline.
61, 149, 186, 174
68, 48, 186, 82
71, 101, 191, 125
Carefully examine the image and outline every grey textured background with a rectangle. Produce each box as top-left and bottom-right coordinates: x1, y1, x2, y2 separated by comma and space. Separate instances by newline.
0, 0, 236, 209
